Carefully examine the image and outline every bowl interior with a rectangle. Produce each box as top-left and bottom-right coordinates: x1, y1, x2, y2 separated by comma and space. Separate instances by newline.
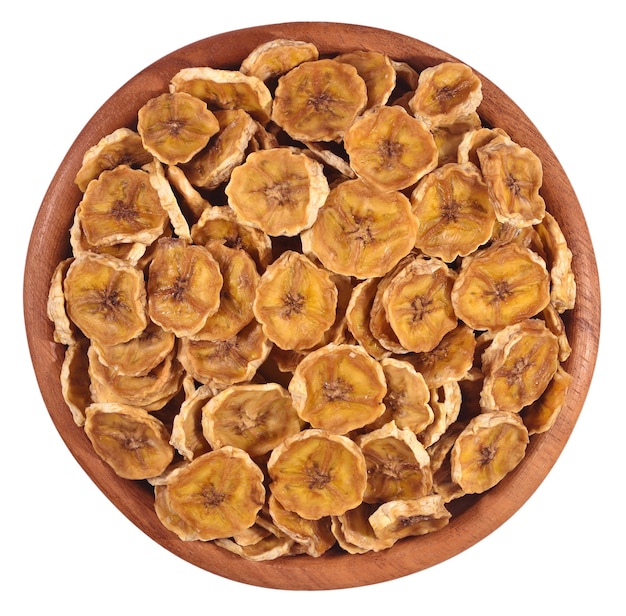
23, 22, 600, 590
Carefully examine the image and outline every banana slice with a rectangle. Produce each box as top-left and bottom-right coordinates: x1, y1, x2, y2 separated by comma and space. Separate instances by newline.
252, 250, 338, 351
477, 134, 545, 228
331, 502, 396, 553
427, 421, 467, 503
181, 109, 257, 190
170, 383, 214, 461
272, 58, 368, 142
335, 49, 396, 110
356, 421, 433, 504
267, 494, 336, 557
225, 147, 329, 237
451, 242, 551, 331
202, 382, 301, 458
521, 365, 573, 435
240, 38, 319, 82
480, 318, 559, 413
165, 446, 266, 541
60, 337, 92, 426
288, 343, 387, 434
154, 482, 201, 541
369, 494, 451, 542
418, 380, 462, 448
64, 251, 148, 346
408, 62, 482, 129
137, 91, 220, 165
344, 105, 438, 192
214, 534, 296, 562
178, 319, 272, 389
91, 320, 176, 377
77, 165, 169, 248
74, 127, 153, 192
146, 237, 223, 337
410, 161, 496, 262
84, 402, 175, 480
170, 66, 273, 124
191, 241, 259, 342
382, 255, 458, 353
450, 410, 529, 494
301, 177, 418, 279
47, 257, 77, 346
267, 428, 368, 520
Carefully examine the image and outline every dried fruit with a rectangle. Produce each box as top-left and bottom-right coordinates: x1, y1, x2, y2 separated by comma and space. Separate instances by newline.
240, 38, 319, 81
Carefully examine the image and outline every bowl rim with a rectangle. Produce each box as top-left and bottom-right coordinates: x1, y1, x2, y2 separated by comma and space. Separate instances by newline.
23, 21, 601, 590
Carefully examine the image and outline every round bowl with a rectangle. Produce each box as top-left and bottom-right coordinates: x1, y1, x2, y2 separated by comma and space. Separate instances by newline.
23, 22, 600, 590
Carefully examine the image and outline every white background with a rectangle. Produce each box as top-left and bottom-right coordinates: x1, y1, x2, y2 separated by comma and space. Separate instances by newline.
5, 2, 622, 614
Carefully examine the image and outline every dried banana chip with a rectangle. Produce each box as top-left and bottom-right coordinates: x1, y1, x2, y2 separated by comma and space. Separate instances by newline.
331, 502, 396, 553
91, 320, 176, 377
165, 164, 213, 220
252, 250, 338, 351
84, 402, 175, 480
521, 365, 573, 435
480, 318, 559, 413
335, 49, 396, 110
154, 482, 201, 541
409, 62, 482, 129
170, 383, 214, 461
77, 165, 169, 248
267, 428, 367, 519
383, 255, 458, 353
288, 343, 387, 434
64, 251, 148, 346
379, 357, 433, 433
427, 421, 467, 503
165, 446, 266, 541
410, 161, 496, 262
170, 66, 273, 124
202, 382, 301, 458
137, 91, 220, 165
369, 494, 451, 542
178, 319, 272, 389
74, 127, 153, 192
47, 257, 77, 346
147, 237, 223, 337
477, 134, 545, 228
418, 380, 462, 448
356, 420, 433, 503
60, 337, 92, 426
457, 126, 509, 167
301, 178, 418, 279
268, 494, 336, 557
240, 38, 319, 81
450, 410, 529, 494
181, 109, 257, 190
451, 242, 551, 331
225, 147, 329, 237
272, 58, 368, 142
191, 241, 259, 341
214, 534, 295, 562
344, 104, 438, 192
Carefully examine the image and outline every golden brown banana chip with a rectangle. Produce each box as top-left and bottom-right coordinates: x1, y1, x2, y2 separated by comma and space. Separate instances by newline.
240, 38, 319, 81
410, 161, 496, 262
301, 178, 418, 279
267, 428, 367, 520
170, 383, 214, 461
147, 237, 223, 337
64, 251, 148, 347
344, 104, 438, 192
77, 165, 169, 248
170, 66, 273, 124
137, 91, 220, 165
165, 446, 266, 541
154, 482, 201, 541
272, 58, 368, 142
201, 382, 301, 458
369, 494, 451, 542
47, 257, 77, 346
451, 242, 551, 331
74, 127, 153, 192
450, 410, 529, 494
409, 62, 482, 129
60, 337, 92, 427
356, 421, 433, 504
331, 502, 396, 553
477, 134, 545, 228
225, 147, 329, 237
253, 250, 338, 351
480, 318, 560, 413
288, 343, 387, 434
84, 402, 175, 480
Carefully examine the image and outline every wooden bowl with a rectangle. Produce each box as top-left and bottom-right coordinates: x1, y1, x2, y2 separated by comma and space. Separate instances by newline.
23, 22, 600, 590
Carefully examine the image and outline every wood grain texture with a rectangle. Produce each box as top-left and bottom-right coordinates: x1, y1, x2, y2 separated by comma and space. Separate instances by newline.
23, 22, 600, 590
